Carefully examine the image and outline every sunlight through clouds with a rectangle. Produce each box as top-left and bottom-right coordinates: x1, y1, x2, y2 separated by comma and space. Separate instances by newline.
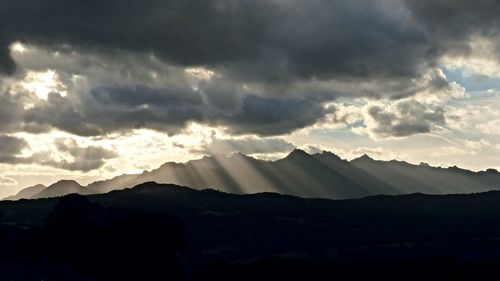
20, 70, 67, 100
10, 42, 26, 54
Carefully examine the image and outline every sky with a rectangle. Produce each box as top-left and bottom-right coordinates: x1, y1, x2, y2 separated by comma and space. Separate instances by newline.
1, 0, 500, 197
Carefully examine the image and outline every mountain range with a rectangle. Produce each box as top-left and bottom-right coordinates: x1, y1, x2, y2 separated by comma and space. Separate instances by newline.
5, 149, 500, 200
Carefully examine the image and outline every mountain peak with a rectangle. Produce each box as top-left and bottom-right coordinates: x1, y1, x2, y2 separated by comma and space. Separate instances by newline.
49, 180, 82, 188
352, 154, 374, 162
320, 150, 342, 159
287, 148, 310, 157
25, 179, 87, 200
3, 184, 47, 200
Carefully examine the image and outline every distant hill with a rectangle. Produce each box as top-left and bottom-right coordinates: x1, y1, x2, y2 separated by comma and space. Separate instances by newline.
6, 149, 500, 200
4, 184, 46, 201
34, 180, 93, 199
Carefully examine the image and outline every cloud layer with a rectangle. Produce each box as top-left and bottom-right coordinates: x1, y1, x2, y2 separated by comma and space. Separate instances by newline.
0, 0, 499, 175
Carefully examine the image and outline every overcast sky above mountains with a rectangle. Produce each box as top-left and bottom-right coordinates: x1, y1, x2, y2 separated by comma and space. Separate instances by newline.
1, 0, 500, 197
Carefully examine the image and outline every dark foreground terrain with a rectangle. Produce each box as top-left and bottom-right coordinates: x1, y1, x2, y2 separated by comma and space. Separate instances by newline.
2, 182, 500, 280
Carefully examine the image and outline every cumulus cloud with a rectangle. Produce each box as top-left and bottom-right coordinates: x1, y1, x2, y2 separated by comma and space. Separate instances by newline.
351, 69, 466, 139
43, 139, 118, 172
306, 69, 465, 140
316, 102, 364, 130
7, 56, 460, 141
364, 100, 446, 139
0, 134, 117, 171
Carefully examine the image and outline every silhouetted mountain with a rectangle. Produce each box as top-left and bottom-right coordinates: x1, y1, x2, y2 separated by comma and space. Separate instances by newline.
350, 155, 500, 194
86, 174, 139, 193
30, 180, 91, 199
4, 184, 46, 200
7, 150, 500, 200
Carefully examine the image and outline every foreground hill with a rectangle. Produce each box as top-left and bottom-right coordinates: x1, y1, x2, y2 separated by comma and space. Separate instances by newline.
7, 149, 500, 200
3, 183, 500, 279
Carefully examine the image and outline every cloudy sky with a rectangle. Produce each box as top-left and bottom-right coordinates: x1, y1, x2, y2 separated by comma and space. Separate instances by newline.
0, 0, 500, 197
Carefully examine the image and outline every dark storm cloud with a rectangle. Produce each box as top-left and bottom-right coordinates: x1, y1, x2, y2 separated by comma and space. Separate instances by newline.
226, 95, 326, 136
23, 85, 208, 136
23, 93, 103, 136
0, 0, 498, 81
404, 0, 500, 66
0, 0, 434, 81
404, 0, 500, 54
0, 135, 27, 163
0, 44, 16, 75
198, 78, 244, 113
1, 0, 498, 138
23, 86, 325, 137
0, 0, 271, 75
0, 91, 25, 133
91, 85, 203, 108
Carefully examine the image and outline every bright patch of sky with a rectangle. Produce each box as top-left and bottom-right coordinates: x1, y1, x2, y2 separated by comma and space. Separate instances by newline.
443, 67, 500, 93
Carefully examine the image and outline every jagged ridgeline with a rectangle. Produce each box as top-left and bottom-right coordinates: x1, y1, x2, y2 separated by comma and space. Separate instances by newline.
6, 150, 500, 200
